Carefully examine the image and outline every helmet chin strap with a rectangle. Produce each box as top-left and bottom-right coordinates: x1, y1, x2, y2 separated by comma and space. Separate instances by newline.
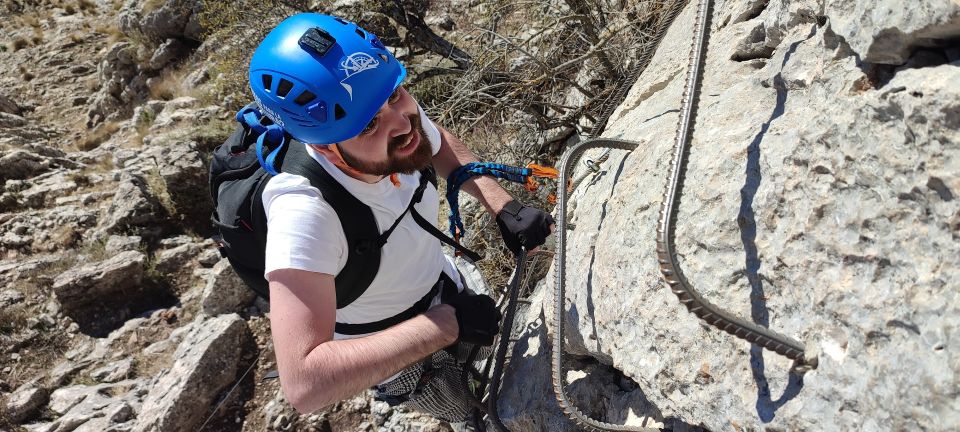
310, 144, 401, 187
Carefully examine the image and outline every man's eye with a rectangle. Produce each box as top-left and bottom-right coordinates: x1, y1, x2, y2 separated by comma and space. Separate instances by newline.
361, 116, 378, 135
388, 88, 402, 103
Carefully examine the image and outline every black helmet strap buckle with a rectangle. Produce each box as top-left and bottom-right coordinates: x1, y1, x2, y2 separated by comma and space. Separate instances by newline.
299, 27, 336, 56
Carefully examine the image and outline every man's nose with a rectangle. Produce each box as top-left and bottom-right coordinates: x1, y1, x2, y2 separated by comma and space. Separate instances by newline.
381, 94, 416, 137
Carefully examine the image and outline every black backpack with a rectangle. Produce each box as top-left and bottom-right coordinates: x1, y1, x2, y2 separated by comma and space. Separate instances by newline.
208, 105, 479, 310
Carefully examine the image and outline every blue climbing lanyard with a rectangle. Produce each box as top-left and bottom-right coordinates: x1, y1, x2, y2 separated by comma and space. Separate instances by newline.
446, 162, 557, 241
236, 105, 287, 176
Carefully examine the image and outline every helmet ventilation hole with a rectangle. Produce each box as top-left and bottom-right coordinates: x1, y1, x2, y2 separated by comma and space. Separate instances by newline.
379, 53, 389, 62
334, 17, 349, 25
293, 90, 316, 105
261, 74, 273, 92
334, 104, 346, 120
355, 28, 366, 39
276, 79, 294, 98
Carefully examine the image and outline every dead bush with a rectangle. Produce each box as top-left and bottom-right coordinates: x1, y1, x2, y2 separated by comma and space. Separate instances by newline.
77, 121, 120, 150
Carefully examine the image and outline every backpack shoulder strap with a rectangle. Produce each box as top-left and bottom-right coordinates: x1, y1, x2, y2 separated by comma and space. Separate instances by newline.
279, 141, 381, 309
420, 165, 438, 188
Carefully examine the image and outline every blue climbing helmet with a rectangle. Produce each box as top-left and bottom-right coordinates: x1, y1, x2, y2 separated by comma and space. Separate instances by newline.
248, 13, 407, 144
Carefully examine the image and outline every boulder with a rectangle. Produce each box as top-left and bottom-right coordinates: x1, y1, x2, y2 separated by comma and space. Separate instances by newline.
157, 141, 211, 227
201, 259, 256, 316
119, 0, 205, 43
87, 42, 147, 126
90, 358, 135, 383
0, 112, 27, 128
0, 150, 51, 182
4, 380, 48, 424
183, 67, 209, 89
153, 242, 201, 275
42, 380, 145, 432
0, 93, 21, 115
144, 38, 190, 71
102, 174, 162, 234
133, 313, 251, 432
105, 235, 142, 253
52, 250, 146, 310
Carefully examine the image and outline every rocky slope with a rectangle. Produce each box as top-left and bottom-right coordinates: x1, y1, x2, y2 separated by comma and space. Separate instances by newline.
1, 1, 449, 431
498, 0, 959, 430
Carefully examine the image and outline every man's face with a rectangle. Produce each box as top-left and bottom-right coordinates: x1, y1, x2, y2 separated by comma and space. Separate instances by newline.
336, 86, 433, 176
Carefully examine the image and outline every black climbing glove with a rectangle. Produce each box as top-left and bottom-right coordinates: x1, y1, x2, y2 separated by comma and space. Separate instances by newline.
447, 291, 502, 346
495, 200, 555, 255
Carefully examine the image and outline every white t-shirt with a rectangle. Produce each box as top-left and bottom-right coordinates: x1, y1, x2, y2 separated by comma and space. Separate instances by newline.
262, 107, 464, 339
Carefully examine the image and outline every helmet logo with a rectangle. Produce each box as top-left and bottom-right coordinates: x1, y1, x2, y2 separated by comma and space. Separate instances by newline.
253, 93, 285, 128
339, 52, 380, 100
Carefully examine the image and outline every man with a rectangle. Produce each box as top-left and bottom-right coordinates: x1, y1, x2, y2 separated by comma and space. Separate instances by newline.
249, 13, 554, 423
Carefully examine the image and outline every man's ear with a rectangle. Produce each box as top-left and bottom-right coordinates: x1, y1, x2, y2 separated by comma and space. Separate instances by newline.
311, 143, 364, 177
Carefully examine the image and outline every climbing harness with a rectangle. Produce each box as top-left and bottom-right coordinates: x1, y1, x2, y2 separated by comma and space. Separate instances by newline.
447, 162, 558, 242
552, 0, 818, 430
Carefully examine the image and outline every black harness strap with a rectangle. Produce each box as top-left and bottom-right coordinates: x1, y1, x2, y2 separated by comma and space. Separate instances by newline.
411, 208, 482, 262
374, 170, 432, 248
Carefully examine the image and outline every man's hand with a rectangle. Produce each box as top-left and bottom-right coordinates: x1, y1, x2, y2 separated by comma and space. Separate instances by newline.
447, 292, 502, 346
495, 200, 555, 254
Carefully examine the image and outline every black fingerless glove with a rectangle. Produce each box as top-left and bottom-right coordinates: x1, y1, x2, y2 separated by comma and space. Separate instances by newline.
495, 200, 555, 254
447, 292, 502, 346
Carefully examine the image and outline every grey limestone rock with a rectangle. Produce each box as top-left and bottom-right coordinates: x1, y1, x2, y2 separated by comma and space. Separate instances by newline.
528, 0, 960, 430
826, 0, 960, 65
132, 313, 251, 432
105, 235, 142, 253
144, 38, 189, 71
5, 380, 48, 424
88, 42, 146, 126
0, 93, 21, 115
153, 241, 201, 275
0, 150, 52, 183
52, 250, 146, 311
102, 174, 162, 234
156, 141, 211, 225
42, 380, 144, 432
90, 358, 136, 383
0, 112, 27, 128
119, 0, 205, 43
201, 259, 256, 316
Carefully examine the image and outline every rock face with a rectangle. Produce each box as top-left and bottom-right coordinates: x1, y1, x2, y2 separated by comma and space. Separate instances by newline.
525, 0, 960, 431
827, 0, 960, 64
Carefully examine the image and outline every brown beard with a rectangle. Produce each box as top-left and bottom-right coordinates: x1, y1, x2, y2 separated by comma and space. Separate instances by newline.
339, 114, 434, 176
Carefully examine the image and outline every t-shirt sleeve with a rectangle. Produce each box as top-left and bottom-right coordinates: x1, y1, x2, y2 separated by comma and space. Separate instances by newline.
262, 174, 345, 278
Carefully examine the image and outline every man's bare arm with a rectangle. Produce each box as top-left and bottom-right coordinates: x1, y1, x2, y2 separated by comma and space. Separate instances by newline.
431, 125, 514, 217
268, 268, 459, 412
